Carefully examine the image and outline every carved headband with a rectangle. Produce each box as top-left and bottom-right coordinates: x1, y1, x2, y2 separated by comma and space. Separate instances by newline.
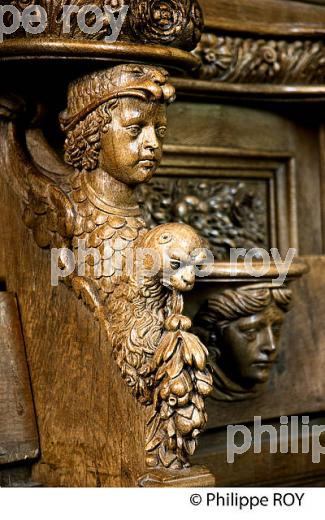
60, 81, 176, 133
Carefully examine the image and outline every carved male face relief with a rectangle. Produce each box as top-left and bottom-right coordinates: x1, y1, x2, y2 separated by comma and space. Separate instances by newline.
98, 97, 167, 185
219, 303, 284, 387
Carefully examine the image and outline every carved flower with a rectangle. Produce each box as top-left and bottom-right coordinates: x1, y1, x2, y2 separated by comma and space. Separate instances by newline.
105, 0, 124, 10
193, 34, 235, 80
152, 1, 175, 30
129, 0, 187, 44
259, 42, 281, 78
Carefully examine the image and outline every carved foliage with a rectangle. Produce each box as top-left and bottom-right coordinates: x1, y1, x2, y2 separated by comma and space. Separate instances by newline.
193, 33, 325, 84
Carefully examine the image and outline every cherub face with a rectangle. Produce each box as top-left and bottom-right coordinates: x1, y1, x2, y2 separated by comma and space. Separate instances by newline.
99, 97, 167, 185
140, 223, 207, 292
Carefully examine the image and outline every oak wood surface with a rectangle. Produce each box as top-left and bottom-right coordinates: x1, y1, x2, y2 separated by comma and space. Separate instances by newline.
200, 0, 325, 34
0, 173, 147, 487
166, 102, 323, 256
0, 292, 39, 465
193, 416, 325, 486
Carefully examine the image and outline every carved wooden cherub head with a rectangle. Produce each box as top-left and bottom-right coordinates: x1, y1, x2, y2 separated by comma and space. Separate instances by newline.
139, 222, 207, 292
192, 285, 292, 399
60, 64, 175, 184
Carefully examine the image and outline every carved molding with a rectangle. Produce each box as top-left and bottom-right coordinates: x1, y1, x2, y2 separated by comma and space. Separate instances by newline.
193, 32, 325, 84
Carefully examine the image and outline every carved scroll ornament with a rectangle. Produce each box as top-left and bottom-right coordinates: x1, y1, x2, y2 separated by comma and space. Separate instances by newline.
193, 33, 325, 84
192, 284, 292, 401
0, 64, 213, 471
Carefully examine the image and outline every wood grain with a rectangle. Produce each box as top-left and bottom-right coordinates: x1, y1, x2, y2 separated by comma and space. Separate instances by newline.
0, 292, 39, 465
200, 0, 325, 35
0, 173, 147, 486
193, 416, 325, 486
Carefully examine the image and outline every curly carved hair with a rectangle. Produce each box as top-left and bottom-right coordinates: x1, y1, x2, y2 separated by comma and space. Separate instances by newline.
63, 100, 118, 171
193, 286, 292, 333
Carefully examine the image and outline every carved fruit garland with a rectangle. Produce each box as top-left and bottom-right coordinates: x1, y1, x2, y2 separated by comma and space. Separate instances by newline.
146, 291, 213, 469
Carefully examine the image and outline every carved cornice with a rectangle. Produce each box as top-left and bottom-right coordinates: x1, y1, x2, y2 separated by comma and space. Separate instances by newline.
2, 1, 203, 49
193, 33, 325, 85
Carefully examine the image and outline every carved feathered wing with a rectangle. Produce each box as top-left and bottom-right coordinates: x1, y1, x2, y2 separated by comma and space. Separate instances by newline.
0, 116, 76, 251
0, 115, 146, 313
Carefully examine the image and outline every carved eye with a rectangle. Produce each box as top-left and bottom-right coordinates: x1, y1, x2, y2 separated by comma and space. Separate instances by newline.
156, 126, 167, 139
196, 262, 206, 271
127, 125, 141, 137
272, 324, 282, 337
170, 260, 181, 271
158, 232, 172, 244
243, 329, 257, 341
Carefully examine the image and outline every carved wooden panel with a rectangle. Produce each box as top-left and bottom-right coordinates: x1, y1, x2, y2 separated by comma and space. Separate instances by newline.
136, 144, 298, 258
165, 102, 323, 256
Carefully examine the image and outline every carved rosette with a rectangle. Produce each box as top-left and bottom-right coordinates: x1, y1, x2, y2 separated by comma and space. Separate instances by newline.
193, 33, 325, 84
123, 0, 203, 50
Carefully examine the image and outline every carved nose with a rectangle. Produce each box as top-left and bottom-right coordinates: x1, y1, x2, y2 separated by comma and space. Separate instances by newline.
260, 326, 277, 353
143, 127, 159, 150
181, 268, 195, 286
